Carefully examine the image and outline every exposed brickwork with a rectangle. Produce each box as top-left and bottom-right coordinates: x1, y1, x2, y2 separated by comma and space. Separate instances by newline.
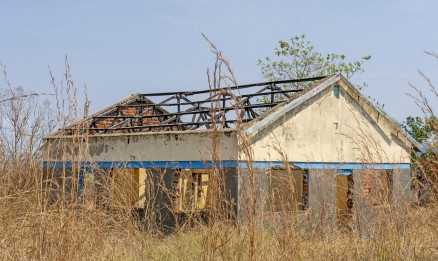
362, 172, 372, 198
347, 174, 354, 214
63, 98, 180, 135
362, 170, 393, 206
302, 172, 309, 209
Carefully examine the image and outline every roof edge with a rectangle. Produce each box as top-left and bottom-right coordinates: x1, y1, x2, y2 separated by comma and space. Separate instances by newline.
338, 74, 422, 151
45, 128, 238, 140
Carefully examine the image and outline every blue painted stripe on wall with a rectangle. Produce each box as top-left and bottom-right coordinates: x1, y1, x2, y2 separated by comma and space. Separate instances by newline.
43, 160, 410, 170
239, 161, 410, 169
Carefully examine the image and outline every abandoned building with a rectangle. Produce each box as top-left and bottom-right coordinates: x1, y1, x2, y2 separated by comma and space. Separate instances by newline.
43, 74, 421, 227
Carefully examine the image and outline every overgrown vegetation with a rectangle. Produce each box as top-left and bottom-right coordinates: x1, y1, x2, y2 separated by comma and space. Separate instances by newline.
0, 43, 436, 260
404, 51, 438, 204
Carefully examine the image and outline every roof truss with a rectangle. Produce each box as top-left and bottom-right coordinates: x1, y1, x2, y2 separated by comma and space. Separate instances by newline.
62, 76, 326, 135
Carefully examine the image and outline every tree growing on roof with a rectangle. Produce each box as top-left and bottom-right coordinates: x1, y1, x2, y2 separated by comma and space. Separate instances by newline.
257, 35, 371, 89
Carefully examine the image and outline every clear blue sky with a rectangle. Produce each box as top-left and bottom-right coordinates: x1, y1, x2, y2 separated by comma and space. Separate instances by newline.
1, 0, 437, 121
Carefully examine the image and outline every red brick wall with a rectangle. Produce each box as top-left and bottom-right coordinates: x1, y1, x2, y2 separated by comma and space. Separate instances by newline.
63, 101, 181, 135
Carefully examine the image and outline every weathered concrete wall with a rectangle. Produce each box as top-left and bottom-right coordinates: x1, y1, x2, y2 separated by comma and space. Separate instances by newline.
308, 169, 337, 229
43, 166, 78, 204
352, 170, 374, 228
225, 168, 239, 219
351, 168, 412, 237
43, 130, 238, 163
392, 169, 412, 203
147, 168, 177, 230
247, 79, 411, 164
237, 168, 269, 222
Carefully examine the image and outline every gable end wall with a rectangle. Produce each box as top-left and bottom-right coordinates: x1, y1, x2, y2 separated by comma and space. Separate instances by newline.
247, 80, 411, 164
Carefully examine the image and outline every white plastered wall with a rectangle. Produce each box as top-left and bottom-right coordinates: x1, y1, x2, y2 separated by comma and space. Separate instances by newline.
247, 80, 411, 163
44, 130, 238, 163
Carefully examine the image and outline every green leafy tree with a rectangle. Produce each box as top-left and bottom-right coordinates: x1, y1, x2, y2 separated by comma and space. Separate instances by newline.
257, 35, 371, 89
402, 116, 434, 143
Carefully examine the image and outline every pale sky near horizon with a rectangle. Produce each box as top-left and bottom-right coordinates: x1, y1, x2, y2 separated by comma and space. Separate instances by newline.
0, 0, 437, 122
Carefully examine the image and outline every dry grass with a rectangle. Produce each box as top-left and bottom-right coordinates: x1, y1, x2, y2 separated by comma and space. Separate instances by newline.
0, 179, 436, 260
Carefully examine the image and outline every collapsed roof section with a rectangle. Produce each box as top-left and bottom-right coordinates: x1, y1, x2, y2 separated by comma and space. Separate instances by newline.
54, 76, 327, 136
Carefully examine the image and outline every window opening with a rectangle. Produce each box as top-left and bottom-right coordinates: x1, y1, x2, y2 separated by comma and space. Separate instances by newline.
363, 169, 393, 206
269, 167, 307, 212
172, 169, 211, 212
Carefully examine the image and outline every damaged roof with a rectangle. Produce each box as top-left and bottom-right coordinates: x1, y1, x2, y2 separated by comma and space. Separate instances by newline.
51, 74, 421, 151
54, 76, 326, 136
